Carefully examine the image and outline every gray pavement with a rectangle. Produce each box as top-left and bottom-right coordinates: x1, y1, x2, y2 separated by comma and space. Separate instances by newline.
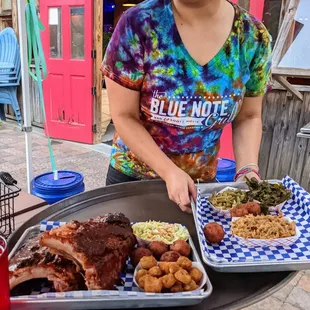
0, 122, 110, 191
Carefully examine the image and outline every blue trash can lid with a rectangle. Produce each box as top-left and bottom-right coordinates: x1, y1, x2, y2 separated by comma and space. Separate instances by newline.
32, 170, 84, 192
217, 158, 236, 174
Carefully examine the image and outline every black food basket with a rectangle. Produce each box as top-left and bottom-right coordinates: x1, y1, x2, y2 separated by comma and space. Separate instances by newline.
0, 172, 20, 238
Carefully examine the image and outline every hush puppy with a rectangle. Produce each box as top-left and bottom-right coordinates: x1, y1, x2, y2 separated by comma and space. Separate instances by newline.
149, 266, 162, 277
174, 269, 192, 285
161, 273, 176, 289
183, 280, 199, 291
159, 262, 170, 274
138, 274, 152, 289
130, 247, 152, 267
230, 205, 248, 217
245, 202, 261, 216
148, 241, 169, 259
203, 222, 225, 244
168, 262, 180, 274
144, 276, 163, 293
140, 255, 157, 270
160, 251, 181, 262
170, 240, 191, 257
177, 256, 192, 270
189, 268, 203, 284
170, 281, 183, 293
135, 269, 148, 281
231, 202, 261, 217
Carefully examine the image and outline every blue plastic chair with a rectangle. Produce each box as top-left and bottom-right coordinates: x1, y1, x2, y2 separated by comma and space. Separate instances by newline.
0, 28, 22, 124
0, 28, 20, 81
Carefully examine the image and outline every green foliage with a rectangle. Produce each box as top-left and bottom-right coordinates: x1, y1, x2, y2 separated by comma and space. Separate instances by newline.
246, 177, 292, 212
103, 32, 112, 57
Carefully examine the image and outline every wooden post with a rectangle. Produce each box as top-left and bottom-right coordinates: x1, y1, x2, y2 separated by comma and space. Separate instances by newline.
273, 76, 303, 101
0, 0, 2, 28
279, 0, 291, 28
12, 0, 18, 38
238, 0, 250, 11
272, 0, 299, 68
93, 0, 103, 144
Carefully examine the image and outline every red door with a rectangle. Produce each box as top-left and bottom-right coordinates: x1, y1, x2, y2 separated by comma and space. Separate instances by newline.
40, 0, 93, 143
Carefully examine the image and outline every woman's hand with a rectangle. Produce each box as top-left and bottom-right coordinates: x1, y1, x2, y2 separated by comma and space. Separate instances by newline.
235, 171, 261, 182
163, 167, 197, 213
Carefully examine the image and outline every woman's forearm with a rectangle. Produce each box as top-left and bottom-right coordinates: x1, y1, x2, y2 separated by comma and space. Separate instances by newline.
113, 115, 177, 180
105, 78, 196, 208
232, 117, 262, 170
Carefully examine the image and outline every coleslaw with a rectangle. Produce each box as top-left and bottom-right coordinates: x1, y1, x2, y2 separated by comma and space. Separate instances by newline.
132, 221, 190, 244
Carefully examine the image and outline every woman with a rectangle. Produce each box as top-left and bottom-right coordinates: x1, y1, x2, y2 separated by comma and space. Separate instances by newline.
102, 0, 271, 213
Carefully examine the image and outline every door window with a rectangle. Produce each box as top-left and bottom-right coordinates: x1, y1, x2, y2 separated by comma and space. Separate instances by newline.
278, 0, 310, 70
70, 6, 85, 59
48, 7, 62, 58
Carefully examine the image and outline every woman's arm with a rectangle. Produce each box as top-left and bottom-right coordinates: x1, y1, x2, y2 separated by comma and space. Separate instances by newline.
232, 20, 271, 181
105, 77, 196, 211
232, 96, 263, 180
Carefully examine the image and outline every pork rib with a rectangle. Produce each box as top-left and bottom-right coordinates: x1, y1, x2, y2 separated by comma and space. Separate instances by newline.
40, 213, 136, 290
9, 235, 83, 292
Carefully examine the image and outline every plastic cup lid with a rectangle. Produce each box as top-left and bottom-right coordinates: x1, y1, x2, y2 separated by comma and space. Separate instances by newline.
32, 170, 84, 190
217, 158, 236, 174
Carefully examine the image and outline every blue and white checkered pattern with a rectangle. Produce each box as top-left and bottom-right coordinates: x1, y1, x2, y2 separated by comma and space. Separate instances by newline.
12, 289, 203, 300
40, 221, 66, 232
12, 220, 207, 300
196, 175, 310, 263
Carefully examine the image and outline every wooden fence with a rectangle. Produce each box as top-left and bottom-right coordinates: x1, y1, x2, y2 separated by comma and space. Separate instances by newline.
28, 68, 45, 128
259, 90, 310, 191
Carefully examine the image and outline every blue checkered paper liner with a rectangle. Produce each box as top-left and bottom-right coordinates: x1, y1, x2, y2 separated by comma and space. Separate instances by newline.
12, 221, 206, 300
40, 221, 66, 232
195, 175, 310, 263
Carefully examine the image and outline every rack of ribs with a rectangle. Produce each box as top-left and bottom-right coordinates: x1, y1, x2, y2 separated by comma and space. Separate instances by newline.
40, 213, 136, 290
9, 235, 84, 292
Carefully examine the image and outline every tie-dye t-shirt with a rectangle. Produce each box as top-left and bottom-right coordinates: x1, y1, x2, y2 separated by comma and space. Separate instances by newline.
102, 0, 271, 181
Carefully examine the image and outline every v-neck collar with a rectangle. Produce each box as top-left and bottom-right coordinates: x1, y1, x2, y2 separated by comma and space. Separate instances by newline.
166, 0, 240, 69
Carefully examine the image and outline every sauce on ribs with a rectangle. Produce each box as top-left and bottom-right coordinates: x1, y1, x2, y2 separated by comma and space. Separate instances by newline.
40, 213, 136, 290
9, 235, 84, 292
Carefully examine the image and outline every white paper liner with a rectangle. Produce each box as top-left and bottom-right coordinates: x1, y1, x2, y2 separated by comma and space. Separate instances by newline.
231, 216, 300, 248
133, 262, 207, 292
268, 201, 286, 213
207, 187, 248, 217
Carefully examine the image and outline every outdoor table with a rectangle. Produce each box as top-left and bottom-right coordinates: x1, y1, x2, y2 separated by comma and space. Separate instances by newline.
8, 180, 296, 310
13, 191, 47, 217
13, 191, 47, 230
